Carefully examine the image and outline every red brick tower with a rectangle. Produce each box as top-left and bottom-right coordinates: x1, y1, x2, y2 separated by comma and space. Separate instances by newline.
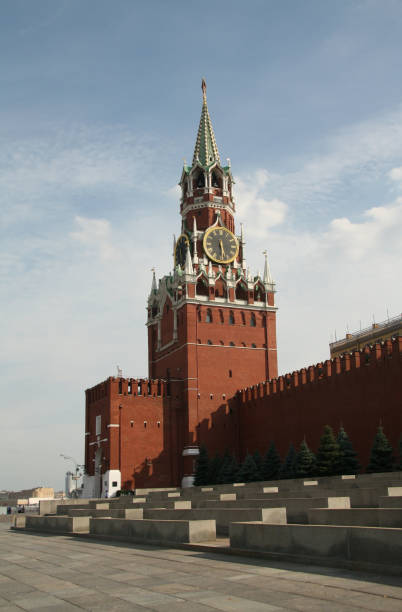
147, 80, 278, 485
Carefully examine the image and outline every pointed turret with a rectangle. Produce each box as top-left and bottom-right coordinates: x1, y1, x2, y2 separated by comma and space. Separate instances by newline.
184, 245, 194, 275
263, 250, 273, 285
149, 268, 157, 297
192, 79, 221, 167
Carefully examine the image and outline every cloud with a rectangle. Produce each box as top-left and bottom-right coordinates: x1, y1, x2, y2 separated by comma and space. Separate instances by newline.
267, 105, 402, 215
71, 216, 120, 262
235, 170, 288, 236
389, 166, 402, 182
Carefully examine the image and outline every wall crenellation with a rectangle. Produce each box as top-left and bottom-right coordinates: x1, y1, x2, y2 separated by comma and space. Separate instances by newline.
239, 336, 402, 403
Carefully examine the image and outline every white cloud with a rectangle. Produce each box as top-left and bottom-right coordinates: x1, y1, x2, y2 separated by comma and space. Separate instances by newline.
389, 166, 402, 182
235, 171, 288, 236
71, 216, 120, 262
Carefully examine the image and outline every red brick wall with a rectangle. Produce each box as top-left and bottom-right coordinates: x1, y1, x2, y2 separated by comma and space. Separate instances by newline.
236, 338, 402, 468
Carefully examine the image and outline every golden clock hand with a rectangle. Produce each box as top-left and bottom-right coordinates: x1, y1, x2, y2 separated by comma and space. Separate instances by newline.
219, 240, 225, 258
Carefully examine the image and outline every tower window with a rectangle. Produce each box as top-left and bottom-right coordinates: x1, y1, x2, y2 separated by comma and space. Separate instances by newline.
128, 381, 132, 395
195, 172, 205, 188
235, 282, 248, 301
118, 380, 122, 394
219, 309, 224, 323
206, 308, 212, 323
196, 277, 209, 297
250, 313, 256, 327
241, 312, 246, 325
229, 311, 235, 325
130, 420, 134, 428
229, 370, 232, 377
207, 339, 213, 345
230, 341, 235, 347
252, 343, 256, 348
157, 421, 161, 428
144, 421, 147, 428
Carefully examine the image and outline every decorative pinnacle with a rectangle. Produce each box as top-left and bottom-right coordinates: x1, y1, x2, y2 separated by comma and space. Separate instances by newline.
202, 77, 207, 101
192, 78, 220, 167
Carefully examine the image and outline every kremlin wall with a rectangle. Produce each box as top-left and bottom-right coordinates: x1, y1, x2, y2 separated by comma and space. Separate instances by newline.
83, 83, 402, 498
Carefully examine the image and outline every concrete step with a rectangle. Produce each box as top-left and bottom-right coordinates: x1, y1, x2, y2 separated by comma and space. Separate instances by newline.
67, 508, 144, 520
23, 515, 90, 533
143, 507, 286, 536
193, 496, 350, 523
229, 522, 402, 575
379, 496, 402, 508
89, 518, 216, 544
308, 507, 402, 528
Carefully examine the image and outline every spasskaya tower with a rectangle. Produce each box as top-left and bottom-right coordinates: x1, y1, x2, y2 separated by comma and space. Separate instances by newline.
147, 80, 278, 486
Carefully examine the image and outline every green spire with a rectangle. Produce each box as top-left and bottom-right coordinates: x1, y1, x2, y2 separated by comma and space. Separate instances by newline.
192, 79, 221, 168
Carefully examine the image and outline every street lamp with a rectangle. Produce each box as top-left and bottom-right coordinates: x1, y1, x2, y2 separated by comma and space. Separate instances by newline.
60, 454, 84, 496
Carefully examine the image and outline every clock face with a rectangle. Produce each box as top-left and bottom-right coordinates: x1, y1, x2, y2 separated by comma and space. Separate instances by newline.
203, 226, 239, 264
175, 234, 190, 267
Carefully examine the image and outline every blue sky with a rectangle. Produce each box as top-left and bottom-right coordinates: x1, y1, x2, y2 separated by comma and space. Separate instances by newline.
1, 0, 402, 490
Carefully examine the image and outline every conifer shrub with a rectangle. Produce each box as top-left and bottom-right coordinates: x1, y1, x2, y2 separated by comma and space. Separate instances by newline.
397, 436, 402, 471
193, 445, 209, 486
252, 451, 263, 480
366, 426, 394, 473
208, 453, 223, 485
217, 450, 238, 484
295, 439, 316, 478
280, 444, 297, 479
237, 453, 260, 482
261, 441, 281, 480
337, 426, 360, 474
315, 425, 341, 476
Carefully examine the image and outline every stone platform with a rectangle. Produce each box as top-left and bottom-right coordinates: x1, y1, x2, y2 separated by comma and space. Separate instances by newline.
2, 522, 402, 611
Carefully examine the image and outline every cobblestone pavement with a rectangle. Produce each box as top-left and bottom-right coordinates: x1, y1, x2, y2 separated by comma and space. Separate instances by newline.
1, 522, 402, 611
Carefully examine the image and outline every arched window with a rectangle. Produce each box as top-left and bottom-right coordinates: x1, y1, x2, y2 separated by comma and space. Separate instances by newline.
235, 282, 248, 301
254, 284, 265, 302
207, 339, 213, 345
241, 311, 246, 325
206, 308, 212, 323
219, 309, 224, 323
229, 311, 235, 325
250, 313, 256, 327
194, 171, 205, 188
215, 277, 226, 298
196, 277, 209, 297
211, 171, 221, 188
252, 343, 256, 348
230, 341, 235, 347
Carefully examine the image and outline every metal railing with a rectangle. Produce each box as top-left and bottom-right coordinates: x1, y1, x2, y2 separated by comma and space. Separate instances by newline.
330, 314, 402, 350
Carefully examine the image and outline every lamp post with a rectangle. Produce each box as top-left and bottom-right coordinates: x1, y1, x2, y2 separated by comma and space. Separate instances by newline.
60, 454, 84, 496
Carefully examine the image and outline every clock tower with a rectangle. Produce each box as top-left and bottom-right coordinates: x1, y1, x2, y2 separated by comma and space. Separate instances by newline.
147, 80, 278, 485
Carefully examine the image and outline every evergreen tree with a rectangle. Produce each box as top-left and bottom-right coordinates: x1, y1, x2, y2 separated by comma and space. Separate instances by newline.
397, 436, 402, 471
366, 426, 394, 473
261, 441, 282, 481
208, 453, 223, 485
295, 439, 316, 478
252, 451, 263, 480
237, 453, 260, 482
217, 450, 238, 484
315, 425, 341, 476
337, 426, 360, 474
280, 444, 297, 479
193, 445, 210, 486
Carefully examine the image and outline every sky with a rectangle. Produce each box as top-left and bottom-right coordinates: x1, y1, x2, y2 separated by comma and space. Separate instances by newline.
1, 0, 402, 491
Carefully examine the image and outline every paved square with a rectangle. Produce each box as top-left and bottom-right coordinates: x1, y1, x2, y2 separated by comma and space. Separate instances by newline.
1, 522, 402, 611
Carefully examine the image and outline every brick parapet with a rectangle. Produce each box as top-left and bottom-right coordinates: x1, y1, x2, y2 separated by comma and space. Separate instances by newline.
238, 336, 402, 403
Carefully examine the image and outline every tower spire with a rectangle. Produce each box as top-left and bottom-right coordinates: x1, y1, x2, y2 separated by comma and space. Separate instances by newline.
192, 79, 221, 167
